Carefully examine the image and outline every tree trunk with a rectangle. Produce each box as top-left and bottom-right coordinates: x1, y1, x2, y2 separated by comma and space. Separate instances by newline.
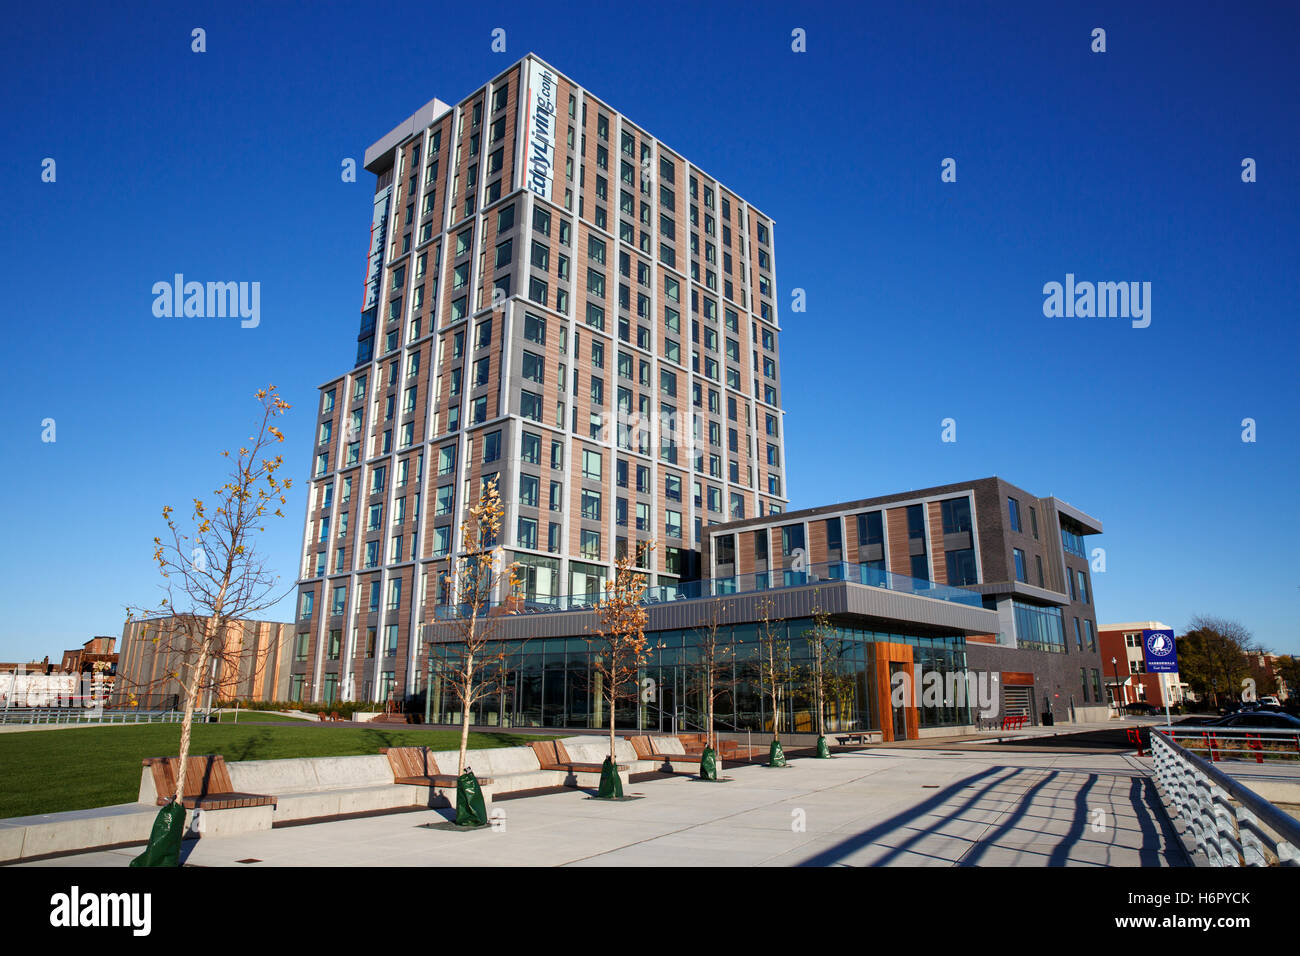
815, 651, 825, 737
457, 651, 474, 775
608, 676, 616, 764
706, 667, 715, 751
173, 642, 209, 804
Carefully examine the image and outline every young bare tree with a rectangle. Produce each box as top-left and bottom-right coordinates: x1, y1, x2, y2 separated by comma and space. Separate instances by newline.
690, 596, 737, 753
588, 542, 655, 794
126, 386, 292, 865
802, 598, 855, 755
803, 599, 833, 755
756, 597, 795, 765
432, 476, 521, 777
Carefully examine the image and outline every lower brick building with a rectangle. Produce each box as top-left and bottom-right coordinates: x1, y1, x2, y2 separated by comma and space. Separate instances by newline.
703, 477, 1111, 724
1097, 621, 1188, 708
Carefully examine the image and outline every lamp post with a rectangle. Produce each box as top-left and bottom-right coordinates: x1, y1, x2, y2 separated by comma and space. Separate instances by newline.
1110, 656, 1123, 712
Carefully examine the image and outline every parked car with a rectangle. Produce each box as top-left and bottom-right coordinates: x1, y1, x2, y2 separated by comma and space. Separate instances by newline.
1122, 701, 1160, 716
1202, 711, 1300, 730
1174, 714, 1222, 727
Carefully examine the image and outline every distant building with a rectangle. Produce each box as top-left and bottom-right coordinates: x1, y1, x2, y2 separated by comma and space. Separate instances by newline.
113, 617, 294, 708
1250, 653, 1292, 702
1097, 621, 1187, 707
60, 635, 118, 682
1, 644, 113, 708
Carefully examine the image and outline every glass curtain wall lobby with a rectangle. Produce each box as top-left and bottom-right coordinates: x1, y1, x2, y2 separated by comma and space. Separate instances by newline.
415, 619, 972, 734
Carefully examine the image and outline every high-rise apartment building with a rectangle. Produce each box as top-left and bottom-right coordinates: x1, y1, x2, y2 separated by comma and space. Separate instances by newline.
294, 55, 787, 704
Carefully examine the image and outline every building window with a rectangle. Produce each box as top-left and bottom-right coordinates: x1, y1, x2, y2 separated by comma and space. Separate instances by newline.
1013, 548, 1028, 583
1007, 497, 1022, 533
522, 431, 541, 464
940, 497, 972, 534
519, 474, 539, 508
945, 549, 978, 587
1062, 524, 1087, 557
1013, 601, 1065, 653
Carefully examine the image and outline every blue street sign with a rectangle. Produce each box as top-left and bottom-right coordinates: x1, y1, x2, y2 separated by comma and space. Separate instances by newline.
1143, 629, 1179, 674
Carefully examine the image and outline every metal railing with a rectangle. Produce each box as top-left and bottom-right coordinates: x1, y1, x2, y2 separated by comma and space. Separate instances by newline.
1163, 725, 1300, 763
433, 560, 983, 619
1150, 728, 1300, 867
0, 707, 191, 725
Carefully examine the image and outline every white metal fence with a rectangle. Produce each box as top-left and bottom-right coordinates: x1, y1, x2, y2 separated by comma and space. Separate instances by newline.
0, 707, 190, 725
1151, 728, 1300, 867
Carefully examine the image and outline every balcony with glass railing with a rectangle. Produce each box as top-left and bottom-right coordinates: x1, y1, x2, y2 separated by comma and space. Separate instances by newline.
432, 559, 983, 619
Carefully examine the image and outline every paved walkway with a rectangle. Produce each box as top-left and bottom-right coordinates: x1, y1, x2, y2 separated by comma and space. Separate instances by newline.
21, 748, 1187, 868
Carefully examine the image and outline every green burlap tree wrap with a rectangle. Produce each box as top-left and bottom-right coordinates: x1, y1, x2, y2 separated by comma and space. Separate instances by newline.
768, 739, 787, 767
597, 755, 624, 798
455, 769, 489, 827
699, 746, 718, 780
129, 802, 186, 868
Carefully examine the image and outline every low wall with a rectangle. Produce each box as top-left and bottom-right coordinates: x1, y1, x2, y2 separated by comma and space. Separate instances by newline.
1, 737, 676, 863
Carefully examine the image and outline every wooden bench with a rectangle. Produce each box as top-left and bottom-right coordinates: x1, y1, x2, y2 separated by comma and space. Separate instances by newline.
529, 740, 606, 773
381, 747, 493, 787
674, 734, 739, 758
141, 755, 277, 811
625, 735, 699, 769
835, 733, 871, 746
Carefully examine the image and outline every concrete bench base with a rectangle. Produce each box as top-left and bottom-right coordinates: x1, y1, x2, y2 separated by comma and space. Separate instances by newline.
0, 804, 159, 862
190, 803, 273, 838
0, 798, 275, 863
0, 736, 694, 862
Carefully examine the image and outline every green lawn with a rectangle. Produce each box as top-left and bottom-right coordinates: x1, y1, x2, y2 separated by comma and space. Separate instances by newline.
0, 724, 551, 819
211, 711, 311, 723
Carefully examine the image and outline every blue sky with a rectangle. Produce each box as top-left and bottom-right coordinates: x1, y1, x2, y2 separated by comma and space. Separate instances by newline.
1, 0, 1297, 661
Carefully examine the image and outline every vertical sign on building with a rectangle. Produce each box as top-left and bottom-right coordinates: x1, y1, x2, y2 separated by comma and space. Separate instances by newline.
362, 185, 392, 313
523, 59, 557, 201
356, 184, 392, 365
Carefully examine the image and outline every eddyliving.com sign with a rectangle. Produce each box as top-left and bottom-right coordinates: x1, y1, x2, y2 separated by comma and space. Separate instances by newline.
524, 60, 557, 201
361, 184, 391, 313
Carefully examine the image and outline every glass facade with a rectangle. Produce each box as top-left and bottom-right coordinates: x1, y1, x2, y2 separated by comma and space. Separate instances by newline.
1012, 601, 1066, 653
419, 618, 971, 734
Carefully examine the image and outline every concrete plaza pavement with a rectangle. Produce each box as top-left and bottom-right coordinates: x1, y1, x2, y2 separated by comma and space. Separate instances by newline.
20, 746, 1188, 867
